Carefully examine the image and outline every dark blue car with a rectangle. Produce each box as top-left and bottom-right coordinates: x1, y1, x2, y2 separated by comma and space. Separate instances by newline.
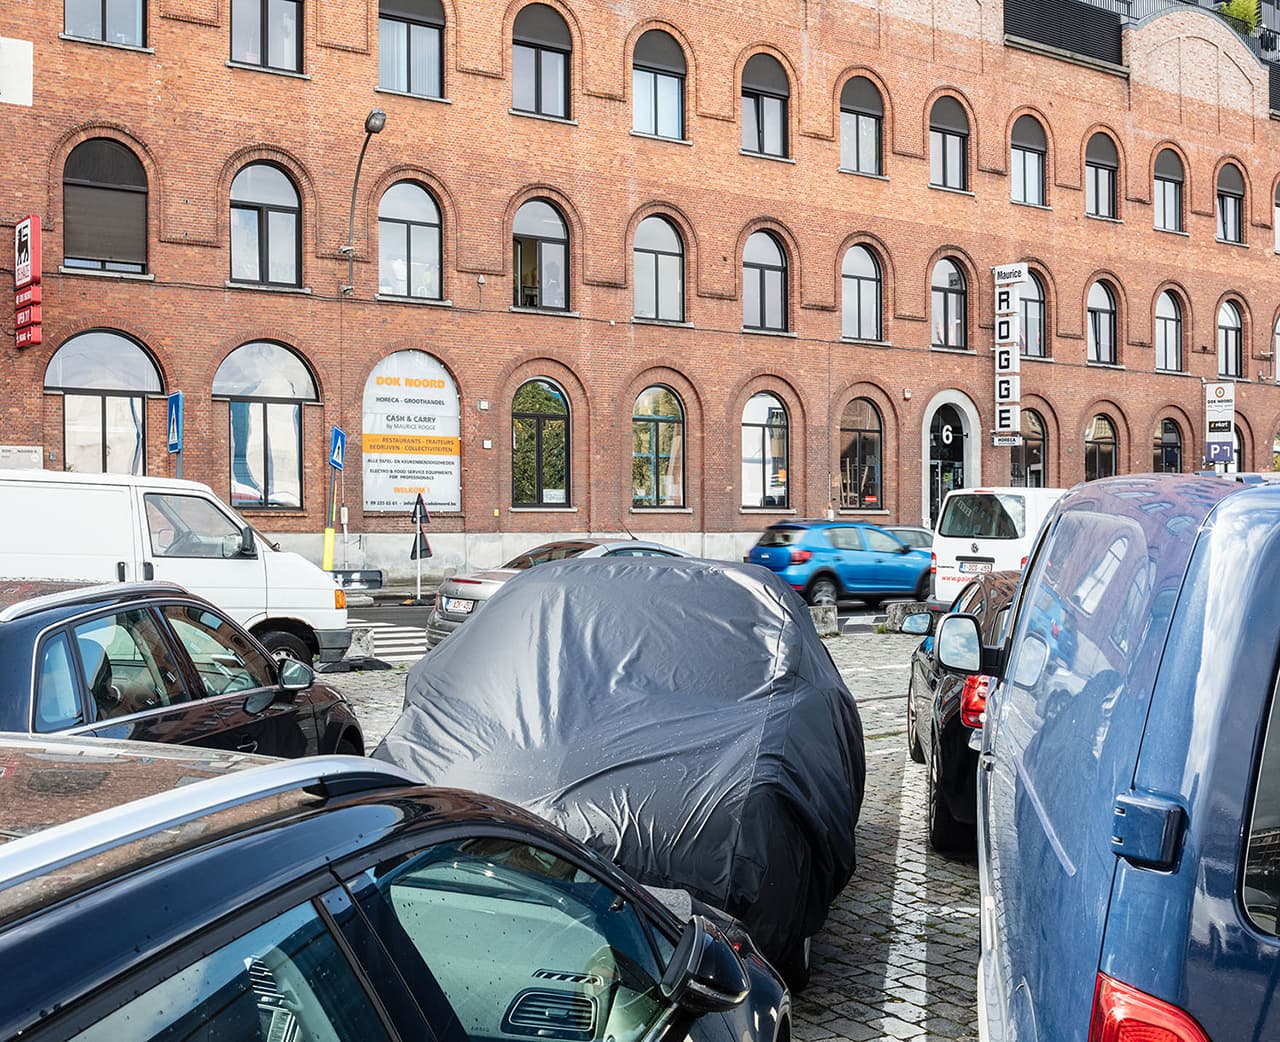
747, 521, 931, 606
933, 475, 1280, 1041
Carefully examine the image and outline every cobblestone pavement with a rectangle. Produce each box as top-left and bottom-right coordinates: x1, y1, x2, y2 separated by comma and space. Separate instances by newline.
326, 632, 980, 1041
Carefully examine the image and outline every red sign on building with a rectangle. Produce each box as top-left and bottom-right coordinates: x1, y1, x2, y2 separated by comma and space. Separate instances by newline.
15, 325, 41, 348
15, 304, 40, 328
13, 215, 41, 348
15, 284, 40, 309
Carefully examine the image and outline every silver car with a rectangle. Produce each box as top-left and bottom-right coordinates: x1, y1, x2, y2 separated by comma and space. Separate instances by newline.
426, 539, 691, 648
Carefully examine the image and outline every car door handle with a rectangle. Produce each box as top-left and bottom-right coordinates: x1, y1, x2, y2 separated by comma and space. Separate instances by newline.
979, 751, 995, 772
237, 738, 259, 754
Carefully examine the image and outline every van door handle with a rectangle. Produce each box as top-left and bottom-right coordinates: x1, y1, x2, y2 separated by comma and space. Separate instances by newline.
979, 752, 996, 773
237, 738, 259, 754
116, 561, 127, 581
143, 562, 154, 580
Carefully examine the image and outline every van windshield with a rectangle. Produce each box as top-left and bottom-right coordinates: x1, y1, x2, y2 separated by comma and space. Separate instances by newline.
938, 493, 1026, 540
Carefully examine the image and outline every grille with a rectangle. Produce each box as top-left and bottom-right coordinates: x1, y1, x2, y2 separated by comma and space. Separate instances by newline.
502, 989, 597, 1040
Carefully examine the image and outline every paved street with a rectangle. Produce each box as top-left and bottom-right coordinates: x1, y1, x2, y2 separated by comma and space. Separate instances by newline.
328, 631, 980, 1040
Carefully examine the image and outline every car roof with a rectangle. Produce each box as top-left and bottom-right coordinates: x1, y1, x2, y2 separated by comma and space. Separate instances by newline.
0, 468, 222, 496
0, 581, 191, 625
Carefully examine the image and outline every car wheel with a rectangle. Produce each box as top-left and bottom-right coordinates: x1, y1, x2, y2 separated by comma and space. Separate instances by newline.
259, 631, 312, 667
806, 576, 839, 607
927, 734, 972, 853
335, 735, 363, 757
906, 677, 926, 764
773, 934, 812, 991
914, 573, 930, 601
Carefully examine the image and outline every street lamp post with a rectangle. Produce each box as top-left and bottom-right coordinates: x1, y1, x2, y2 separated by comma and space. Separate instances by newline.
341, 108, 387, 295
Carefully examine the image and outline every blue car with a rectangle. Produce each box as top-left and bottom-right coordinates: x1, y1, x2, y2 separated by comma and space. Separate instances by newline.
932, 475, 1280, 1041
747, 521, 931, 606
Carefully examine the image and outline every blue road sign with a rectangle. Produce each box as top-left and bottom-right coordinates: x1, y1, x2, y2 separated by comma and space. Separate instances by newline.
167, 392, 184, 454
1207, 441, 1235, 463
329, 426, 346, 471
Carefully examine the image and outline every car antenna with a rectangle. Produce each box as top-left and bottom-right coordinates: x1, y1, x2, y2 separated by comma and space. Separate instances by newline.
621, 520, 637, 540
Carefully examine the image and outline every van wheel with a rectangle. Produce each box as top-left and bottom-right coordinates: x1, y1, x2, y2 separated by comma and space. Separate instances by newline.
927, 735, 971, 852
260, 631, 312, 667
906, 678, 926, 764
806, 576, 839, 607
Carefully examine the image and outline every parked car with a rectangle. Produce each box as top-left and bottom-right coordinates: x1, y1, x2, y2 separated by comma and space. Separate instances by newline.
885, 524, 933, 550
902, 570, 1018, 851
929, 486, 1065, 609
380, 557, 867, 989
427, 538, 691, 648
0, 579, 363, 756
746, 520, 930, 606
0, 734, 788, 1042
932, 474, 1280, 1041
0, 468, 350, 665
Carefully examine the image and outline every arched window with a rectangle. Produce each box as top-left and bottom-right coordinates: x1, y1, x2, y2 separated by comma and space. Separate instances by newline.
931, 259, 967, 348
1154, 149, 1184, 232
1152, 419, 1182, 473
1218, 300, 1243, 378
45, 331, 162, 475
1087, 281, 1117, 364
512, 4, 571, 119
1085, 133, 1118, 219
379, 0, 444, 98
632, 386, 684, 508
634, 216, 683, 322
1021, 271, 1046, 358
633, 29, 685, 140
743, 231, 787, 332
741, 392, 789, 508
1155, 291, 1182, 372
741, 54, 788, 158
841, 246, 881, 341
213, 342, 318, 509
929, 97, 968, 190
1229, 425, 1245, 473
230, 163, 300, 287
1010, 115, 1046, 206
1085, 414, 1117, 481
512, 200, 568, 310
1217, 163, 1245, 244
840, 77, 882, 176
512, 379, 570, 506
839, 398, 882, 509
63, 139, 147, 273
66, 0, 144, 46
1011, 409, 1046, 487
378, 181, 442, 299
231, 0, 301, 72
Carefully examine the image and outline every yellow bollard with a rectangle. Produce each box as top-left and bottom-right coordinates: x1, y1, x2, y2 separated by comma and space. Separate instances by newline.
322, 527, 335, 571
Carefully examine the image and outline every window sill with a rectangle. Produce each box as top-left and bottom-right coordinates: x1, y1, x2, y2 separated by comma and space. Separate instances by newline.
1085, 213, 1122, 224
1087, 361, 1125, 370
510, 505, 578, 512
837, 509, 890, 516
739, 149, 795, 164
633, 317, 693, 328
928, 184, 974, 197
930, 345, 976, 354
1022, 353, 1054, 363
630, 130, 692, 146
1011, 199, 1051, 211
837, 168, 888, 181
742, 327, 796, 338
226, 59, 308, 79
509, 305, 580, 317
376, 294, 453, 307
841, 336, 890, 347
1155, 368, 1194, 377
509, 108, 577, 126
225, 280, 312, 295
1215, 375, 1250, 383
59, 33, 153, 53
59, 266, 155, 281
1156, 226, 1189, 237
630, 507, 693, 514
375, 87, 451, 104
740, 507, 796, 514
1216, 238, 1248, 248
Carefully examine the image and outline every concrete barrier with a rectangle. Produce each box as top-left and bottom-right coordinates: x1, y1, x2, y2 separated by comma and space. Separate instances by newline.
809, 604, 839, 636
884, 601, 930, 632
349, 626, 376, 658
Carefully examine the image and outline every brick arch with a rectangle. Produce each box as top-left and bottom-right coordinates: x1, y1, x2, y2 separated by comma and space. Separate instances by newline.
503, 184, 584, 283
623, 20, 697, 102
1213, 290, 1253, 376
1235, 410, 1256, 470
736, 218, 803, 319
1148, 138, 1192, 210
1020, 393, 1061, 485
354, 343, 467, 413
733, 44, 800, 148
1005, 105, 1055, 201
503, 0, 584, 77
729, 371, 806, 512
623, 203, 699, 312
1081, 268, 1128, 362
209, 336, 325, 402
1079, 397, 1130, 472
834, 233, 894, 341
500, 356, 592, 511
830, 380, 898, 515
363, 165, 460, 292
1081, 123, 1126, 217
619, 364, 703, 516
44, 324, 171, 394
1017, 257, 1055, 354
46, 122, 164, 241
216, 145, 320, 257
923, 86, 980, 177
925, 245, 980, 342
832, 66, 893, 166
1145, 401, 1198, 470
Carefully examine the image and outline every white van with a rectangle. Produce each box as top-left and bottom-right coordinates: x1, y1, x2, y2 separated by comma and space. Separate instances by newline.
0, 470, 349, 664
930, 486, 1066, 607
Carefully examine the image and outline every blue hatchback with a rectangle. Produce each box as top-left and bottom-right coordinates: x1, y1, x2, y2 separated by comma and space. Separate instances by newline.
747, 521, 931, 606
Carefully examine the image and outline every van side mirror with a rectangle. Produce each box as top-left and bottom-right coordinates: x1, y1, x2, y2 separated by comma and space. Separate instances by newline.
239, 526, 257, 557
935, 614, 982, 674
660, 916, 749, 1014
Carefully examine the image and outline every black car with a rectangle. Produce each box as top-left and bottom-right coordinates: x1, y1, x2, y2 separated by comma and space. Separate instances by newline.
0, 579, 362, 756
0, 735, 788, 1042
904, 569, 1019, 850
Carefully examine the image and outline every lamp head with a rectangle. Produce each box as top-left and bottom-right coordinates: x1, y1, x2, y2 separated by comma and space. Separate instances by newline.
364, 109, 387, 134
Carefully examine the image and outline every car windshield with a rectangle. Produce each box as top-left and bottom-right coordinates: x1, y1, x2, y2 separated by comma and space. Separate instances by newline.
937, 493, 1026, 540
756, 527, 805, 547
501, 542, 596, 570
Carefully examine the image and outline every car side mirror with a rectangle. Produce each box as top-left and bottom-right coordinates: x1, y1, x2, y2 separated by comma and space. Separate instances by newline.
239, 526, 257, 557
278, 658, 314, 692
660, 916, 750, 1014
901, 612, 933, 636
935, 614, 982, 674
897, 543, 912, 554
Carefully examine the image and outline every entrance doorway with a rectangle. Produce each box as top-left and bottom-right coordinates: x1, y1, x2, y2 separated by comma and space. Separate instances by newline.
929, 404, 966, 522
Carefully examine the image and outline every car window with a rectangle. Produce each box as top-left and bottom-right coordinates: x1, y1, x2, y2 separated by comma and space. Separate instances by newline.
67, 899, 390, 1041
35, 632, 84, 732
72, 610, 188, 721
1245, 678, 1280, 937
827, 527, 861, 551
863, 528, 906, 554
606, 548, 676, 557
955, 583, 984, 617
349, 837, 670, 1042
162, 604, 275, 697
938, 493, 1026, 540
755, 527, 804, 548
501, 543, 595, 569
144, 493, 242, 559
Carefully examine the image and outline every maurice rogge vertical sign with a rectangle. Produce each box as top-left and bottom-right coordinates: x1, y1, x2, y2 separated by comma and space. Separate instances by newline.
991, 263, 1026, 447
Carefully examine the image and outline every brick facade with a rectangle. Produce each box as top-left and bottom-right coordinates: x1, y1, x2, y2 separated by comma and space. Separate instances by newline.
2, 0, 1279, 576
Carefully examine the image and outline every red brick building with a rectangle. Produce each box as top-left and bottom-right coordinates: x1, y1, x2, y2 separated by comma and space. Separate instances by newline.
3, 0, 1280, 577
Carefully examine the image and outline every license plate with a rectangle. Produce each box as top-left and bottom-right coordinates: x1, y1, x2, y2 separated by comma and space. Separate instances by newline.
959, 561, 993, 574
441, 596, 474, 615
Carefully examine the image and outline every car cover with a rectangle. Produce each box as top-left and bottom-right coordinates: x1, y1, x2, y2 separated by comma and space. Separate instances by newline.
375, 557, 866, 974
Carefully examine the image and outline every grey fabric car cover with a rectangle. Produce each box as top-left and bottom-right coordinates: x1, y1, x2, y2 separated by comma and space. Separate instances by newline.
375, 557, 866, 971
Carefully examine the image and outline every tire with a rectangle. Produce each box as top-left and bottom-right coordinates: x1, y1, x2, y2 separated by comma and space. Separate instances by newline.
914, 573, 930, 602
906, 677, 926, 764
806, 576, 839, 607
772, 935, 812, 991
927, 735, 972, 852
335, 735, 363, 757
258, 630, 313, 667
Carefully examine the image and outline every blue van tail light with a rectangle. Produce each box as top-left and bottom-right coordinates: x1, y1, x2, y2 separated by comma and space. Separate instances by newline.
790, 549, 813, 564
1088, 973, 1211, 1042
960, 675, 989, 728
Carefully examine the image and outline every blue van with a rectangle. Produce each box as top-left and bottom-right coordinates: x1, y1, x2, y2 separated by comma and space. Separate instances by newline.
934, 475, 1280, 1041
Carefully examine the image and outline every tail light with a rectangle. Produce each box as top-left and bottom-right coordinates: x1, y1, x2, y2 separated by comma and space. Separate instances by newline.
960, 675, 990, 728
790, 549, 813, 564
1020, 556, 1029, 569
452, 577, 483, 585
930, 551, 937, 576
1089, 973, 1211, 1042
334, 589, 346, 610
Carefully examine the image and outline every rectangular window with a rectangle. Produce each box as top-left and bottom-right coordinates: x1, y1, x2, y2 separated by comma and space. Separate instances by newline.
266, 210, 297, 284
743, 269, 761, 328
931, 130, 966, 190
540, 240, 566, 309
229, 208, 260, 281
63, 184, 146, 270
633, 68, 656, 135
1156, 319, 1181, 372
229, 400, 302, 509
1218, 194, 1242, 243
635, 251, 657, 319
65, 0, 144, 46
267, 0, 299, 71
512, 43, 537, 112
1021, 297, 1045, 357
64, 394, 145, 475
655, 72, 681, 138
378, 18, 408, 92
840, 111, 880, 175
761, 95, 784, 156
540, 48, 566, 118
1087, 164, 1115, 218
763, 268, 784, 329
657, 253, 681, 321
1011, 147, 1043, 205
409, 22, 441, 97
741, 95, 759, 152
1155, 178, 1182, 231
